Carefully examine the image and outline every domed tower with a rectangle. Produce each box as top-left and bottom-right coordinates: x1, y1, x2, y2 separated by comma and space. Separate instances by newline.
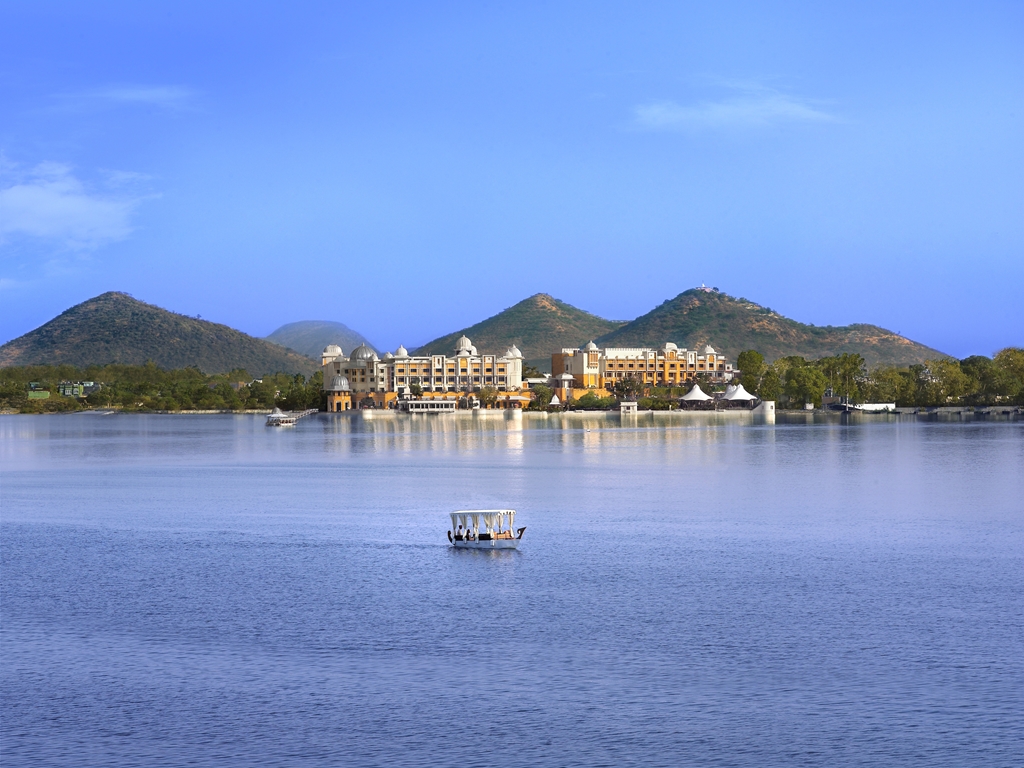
498, 344, 524, 390
454, 335, 477, 357
322, 344, 344, 366
325, 374, 352, 412
350, 344, 378, 362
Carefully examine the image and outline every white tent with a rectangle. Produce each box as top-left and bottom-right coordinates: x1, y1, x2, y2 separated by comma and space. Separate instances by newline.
680, 384, 712, 401
549, 394, 560, 405
723, 383, 757, 400
723, 384, 738, 397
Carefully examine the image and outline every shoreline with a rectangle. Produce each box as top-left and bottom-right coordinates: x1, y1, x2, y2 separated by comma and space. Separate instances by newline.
2, 406, 1020, 420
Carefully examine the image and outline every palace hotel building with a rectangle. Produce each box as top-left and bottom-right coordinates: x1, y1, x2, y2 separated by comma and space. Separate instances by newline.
551, 342, 733, 401
321, 336, 525, 411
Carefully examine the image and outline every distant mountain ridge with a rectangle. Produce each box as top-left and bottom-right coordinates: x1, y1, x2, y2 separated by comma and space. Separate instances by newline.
2, 288, 948, 376
596, 289, 944, 366
266, 320, 376, 359
414, 294, 625, 367
0, 292, 317, 375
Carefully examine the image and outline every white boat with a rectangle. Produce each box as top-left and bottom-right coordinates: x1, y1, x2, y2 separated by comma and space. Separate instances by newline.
266, 407, 297, 426
448, 509, 525, 549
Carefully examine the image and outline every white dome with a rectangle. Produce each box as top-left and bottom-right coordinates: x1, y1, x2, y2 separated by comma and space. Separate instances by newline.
703, 345, 716, 355
323, 344, 343, 356
663, 342, 678, 351
395, 345, 409, 358
454, 335, 477, 356
329, 375, 351, 392
584, 341, 599, 351
505, 344, 523, 359
382, 352, 394, 360
351, 344, 378, 361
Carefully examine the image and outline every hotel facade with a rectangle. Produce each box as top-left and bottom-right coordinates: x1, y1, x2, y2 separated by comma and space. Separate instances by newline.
551, 342, 733, 401
322, 336, 526, 411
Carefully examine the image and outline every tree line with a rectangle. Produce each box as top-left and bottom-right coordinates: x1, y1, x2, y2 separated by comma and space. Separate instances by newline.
736, 348, 1024, 408
0, 363, 324, 413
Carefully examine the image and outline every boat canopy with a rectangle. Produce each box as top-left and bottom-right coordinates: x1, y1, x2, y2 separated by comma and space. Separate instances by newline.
723, 383, 757, 400
680, 384, 712, 401
450, 509, 516, 533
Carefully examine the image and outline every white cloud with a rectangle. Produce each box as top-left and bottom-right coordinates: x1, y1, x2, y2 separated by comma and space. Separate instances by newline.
634, 86, 836, 131
0, 162, 144, 250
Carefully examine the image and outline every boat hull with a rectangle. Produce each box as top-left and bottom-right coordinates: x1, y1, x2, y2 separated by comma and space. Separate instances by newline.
451, 538, 521, 550
448, 526, 525, 549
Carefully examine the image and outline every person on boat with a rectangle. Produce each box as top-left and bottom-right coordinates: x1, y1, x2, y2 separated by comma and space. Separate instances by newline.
466, 527, 476, 541
455, 525, 464, 541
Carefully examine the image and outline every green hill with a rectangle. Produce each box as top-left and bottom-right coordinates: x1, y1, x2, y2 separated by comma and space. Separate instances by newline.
414, 293, 625, 369
266, 320, 376, 359
596, 288, 945, 366
0, 292, 317, 375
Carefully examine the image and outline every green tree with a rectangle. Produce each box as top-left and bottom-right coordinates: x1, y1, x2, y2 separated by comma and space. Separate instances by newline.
737, 350, 766, 394
994, 347, 1024, 377
528, 384, 553, 409
478, 386, 498, 408
993, 348, 1024, 403
815, 353, 864, 401
612, 375, 645, 401
758, 366, 782, 402
923, 359, 973, 405
960, 355, 1020, 404
785, 365, 828, 408
247, 379, 278, 408
861, 366, 912, 404
572, 392, 616, 409
522, 364, 544, 379
409, 383, 423, 397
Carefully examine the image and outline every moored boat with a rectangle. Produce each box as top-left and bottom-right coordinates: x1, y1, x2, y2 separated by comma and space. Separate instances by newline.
266, 407, 297, 426
448, 509, 525, 549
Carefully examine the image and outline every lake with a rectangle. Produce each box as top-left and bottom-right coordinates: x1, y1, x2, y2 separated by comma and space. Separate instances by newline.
2, 411, 1022, 767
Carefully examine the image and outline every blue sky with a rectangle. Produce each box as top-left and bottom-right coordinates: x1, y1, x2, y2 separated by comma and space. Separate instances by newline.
1, 1, 1021, 358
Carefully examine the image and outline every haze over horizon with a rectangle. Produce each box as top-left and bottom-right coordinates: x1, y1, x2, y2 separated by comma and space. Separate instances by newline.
1, 2, 1021, 359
